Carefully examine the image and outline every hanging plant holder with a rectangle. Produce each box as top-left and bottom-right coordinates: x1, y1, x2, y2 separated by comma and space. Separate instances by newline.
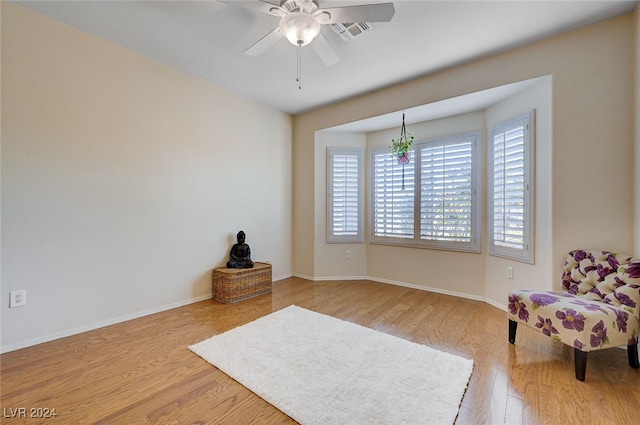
389, 113, 414, 189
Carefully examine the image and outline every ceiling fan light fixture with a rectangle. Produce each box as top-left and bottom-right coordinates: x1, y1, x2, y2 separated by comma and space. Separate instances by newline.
279, 12, 321, 47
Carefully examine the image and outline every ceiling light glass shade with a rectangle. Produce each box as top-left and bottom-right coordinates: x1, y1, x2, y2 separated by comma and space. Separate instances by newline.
279, 12, 321, 47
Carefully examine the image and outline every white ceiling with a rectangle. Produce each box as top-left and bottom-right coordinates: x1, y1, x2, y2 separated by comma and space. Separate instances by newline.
15, 0, 638, 117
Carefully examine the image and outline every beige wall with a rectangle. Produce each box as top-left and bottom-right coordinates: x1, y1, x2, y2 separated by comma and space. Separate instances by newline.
293, 14, 635, 307
312, 77, 553, 305
550, 17, 634, 262
365, 112, 487, 298
312, 131, 367, 279
484, 78, 553, 305
1, 3, 292, 352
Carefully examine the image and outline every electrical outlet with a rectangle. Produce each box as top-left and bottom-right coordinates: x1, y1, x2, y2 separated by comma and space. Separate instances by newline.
345, 250, 351, 259
506, 267, 513, 280
10, 290, 26, 308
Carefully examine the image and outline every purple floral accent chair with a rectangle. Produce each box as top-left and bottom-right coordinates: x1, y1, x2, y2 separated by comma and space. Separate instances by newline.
508, 250, 640, 381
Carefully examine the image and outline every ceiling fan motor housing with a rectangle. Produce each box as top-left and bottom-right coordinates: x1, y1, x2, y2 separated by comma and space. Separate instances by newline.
280, 0, 319, 14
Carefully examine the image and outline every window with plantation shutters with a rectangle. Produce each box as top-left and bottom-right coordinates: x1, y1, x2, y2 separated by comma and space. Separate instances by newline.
371, 148, 416, 240
370, 132, 480, 252
419, 134, 479, 251
489, 112, 534, 263
327, 148, 364, 243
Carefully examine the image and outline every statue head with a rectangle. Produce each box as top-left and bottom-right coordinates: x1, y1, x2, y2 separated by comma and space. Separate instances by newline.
236, 230, 246, 244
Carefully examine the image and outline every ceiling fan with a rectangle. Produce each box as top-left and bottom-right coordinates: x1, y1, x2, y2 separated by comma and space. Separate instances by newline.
231, 0, 395, 66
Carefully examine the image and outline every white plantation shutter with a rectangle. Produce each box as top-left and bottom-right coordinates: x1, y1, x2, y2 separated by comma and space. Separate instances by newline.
327, 148, 363, 243
419, 136, 478, 249
490, 112, 534, 263
371, 148, 415, 239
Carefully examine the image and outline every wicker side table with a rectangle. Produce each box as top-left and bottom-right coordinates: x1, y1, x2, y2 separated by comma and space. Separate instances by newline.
211, 262, 272, 303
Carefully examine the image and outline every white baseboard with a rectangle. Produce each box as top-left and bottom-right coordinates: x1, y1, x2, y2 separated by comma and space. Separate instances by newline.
303, 275, 368, 282
294, 274, 508, 311
367, 276, 501, 306
0, 294, 212, 354
484, 298, 508, 312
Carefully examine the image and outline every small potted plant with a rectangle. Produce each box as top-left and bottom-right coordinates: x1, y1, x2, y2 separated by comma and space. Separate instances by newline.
389, 113, 414, 164
389, 133, 414, 164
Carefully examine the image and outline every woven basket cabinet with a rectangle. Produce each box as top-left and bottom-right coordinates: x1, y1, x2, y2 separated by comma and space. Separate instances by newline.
211, 262, 272, 303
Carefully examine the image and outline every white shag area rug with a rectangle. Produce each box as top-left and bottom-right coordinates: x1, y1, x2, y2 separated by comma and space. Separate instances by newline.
189, 305, 473, 425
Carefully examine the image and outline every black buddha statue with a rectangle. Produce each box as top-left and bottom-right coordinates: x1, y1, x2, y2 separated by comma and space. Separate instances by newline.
226, 230, 254, 269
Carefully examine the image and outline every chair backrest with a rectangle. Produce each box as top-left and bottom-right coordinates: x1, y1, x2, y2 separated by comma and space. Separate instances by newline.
561, 250, 640, 320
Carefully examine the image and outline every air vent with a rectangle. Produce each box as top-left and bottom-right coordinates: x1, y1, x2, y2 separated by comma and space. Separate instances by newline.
329, 22, 372, 41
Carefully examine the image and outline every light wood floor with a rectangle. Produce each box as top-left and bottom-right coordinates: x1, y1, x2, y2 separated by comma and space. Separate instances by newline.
2, 278, 639, 424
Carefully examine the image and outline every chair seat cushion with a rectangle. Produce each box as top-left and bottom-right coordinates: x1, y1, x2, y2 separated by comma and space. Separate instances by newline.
508, 290, 639, 352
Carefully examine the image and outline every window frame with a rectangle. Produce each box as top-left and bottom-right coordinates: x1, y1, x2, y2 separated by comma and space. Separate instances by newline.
488, 111, 535, 264
369, 131, 481, 253
327, 147, 365, 244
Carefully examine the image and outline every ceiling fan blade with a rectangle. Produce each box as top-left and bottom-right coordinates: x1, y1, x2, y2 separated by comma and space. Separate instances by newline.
224, 0, 284, 16
320, 3, 395, 23
311, 32, 339, 66
244, 27, 283, 56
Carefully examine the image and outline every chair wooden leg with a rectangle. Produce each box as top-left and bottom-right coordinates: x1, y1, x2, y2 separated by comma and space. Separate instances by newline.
574, 348, 588, 381
508, 319, 517, 344
629, 343, 639, 369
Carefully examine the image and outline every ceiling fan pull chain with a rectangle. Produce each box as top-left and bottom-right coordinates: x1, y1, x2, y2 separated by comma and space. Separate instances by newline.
296, 45, 302, 90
